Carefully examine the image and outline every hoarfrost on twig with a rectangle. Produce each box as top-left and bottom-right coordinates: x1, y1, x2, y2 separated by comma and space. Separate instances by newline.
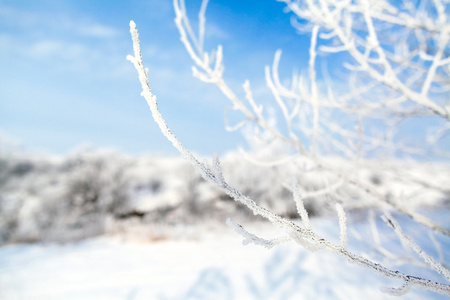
127, 0, 450, 295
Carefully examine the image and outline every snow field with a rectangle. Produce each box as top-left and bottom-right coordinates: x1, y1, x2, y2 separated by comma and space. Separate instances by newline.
1, 214, 447, 299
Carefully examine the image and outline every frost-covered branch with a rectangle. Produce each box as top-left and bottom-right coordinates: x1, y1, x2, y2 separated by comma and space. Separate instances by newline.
128, 0, 450, 296
281, 0, 450, 119
127, 18, 450, 295
171, 0, 449, 236
173, 0, 307, 155
382, 212, 450, 281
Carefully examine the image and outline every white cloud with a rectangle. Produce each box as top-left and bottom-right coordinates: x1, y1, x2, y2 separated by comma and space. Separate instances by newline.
26, 40, 87, 59
205, 23, 230, 40
0, 3, 129, 79
0, 3, 120, 40
0, 4, 40, 28
74, 24, 120, 39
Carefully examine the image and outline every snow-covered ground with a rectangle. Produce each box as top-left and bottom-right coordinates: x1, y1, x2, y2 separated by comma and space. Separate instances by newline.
0, 146, 448, 299
1, 214, 448, 300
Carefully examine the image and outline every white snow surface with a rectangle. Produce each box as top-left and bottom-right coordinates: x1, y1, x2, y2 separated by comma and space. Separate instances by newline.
1, 215, 448, 300
0, 147, 448, 298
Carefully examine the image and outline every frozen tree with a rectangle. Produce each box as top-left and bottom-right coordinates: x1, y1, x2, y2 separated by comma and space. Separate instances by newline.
127, 0, 450, 296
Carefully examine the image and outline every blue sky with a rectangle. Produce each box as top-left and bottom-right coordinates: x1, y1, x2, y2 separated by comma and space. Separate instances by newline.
0, 0, 314, 156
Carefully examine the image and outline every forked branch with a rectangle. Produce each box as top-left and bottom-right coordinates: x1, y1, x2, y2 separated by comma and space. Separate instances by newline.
127, 20, 450, 296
